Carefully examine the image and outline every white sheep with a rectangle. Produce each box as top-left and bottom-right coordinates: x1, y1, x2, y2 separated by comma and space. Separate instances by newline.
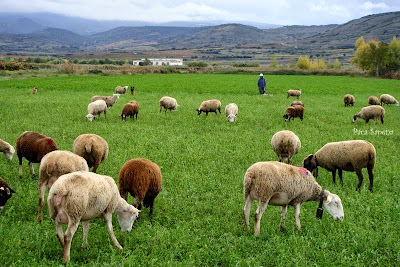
48, 171, 140, 263
224, 103, 238, 123
287, 89, 302, 99
0, 139, 15, 161
353, 105, 385, 125
302, 140, 376, 192
159, 96, 179, 113
37, 150, 89, 222
243, 161, 344, 236
380, 94, 399, 106
197, 99, 221, 116
86, 100, 107, 122
72, 134, 108, 173
270, 130, 301, 165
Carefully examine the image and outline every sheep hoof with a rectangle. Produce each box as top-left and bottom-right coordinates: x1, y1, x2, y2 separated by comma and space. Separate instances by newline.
37, 216, 42, 222
280, 226, 286, 233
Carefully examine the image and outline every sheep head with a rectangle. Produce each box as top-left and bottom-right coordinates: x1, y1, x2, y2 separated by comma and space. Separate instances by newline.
86, 114, 95, 122
3, 145, 15, 161
0, 186, 15, 212
352, 114, 360, 123
302, 154, 318, 177
227, 114, 236, 123
317, 190, 344, 221
117, 203, 140, 232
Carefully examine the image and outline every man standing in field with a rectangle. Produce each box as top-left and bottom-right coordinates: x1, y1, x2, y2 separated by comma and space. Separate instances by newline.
257, 73, 266, 95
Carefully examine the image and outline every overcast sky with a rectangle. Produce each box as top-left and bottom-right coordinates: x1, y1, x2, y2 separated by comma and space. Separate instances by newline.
1, 0, 399, 25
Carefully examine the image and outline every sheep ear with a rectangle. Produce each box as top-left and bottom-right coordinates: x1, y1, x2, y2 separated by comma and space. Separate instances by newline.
307, 154, 314, 160
325, 194, 333, 204
0, 187, 4, 191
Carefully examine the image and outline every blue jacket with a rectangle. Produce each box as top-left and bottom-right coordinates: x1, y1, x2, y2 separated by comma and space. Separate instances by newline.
258, 77, 266, 89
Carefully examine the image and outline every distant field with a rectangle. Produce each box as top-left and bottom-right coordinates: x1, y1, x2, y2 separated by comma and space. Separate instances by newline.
0, 74, 399, 265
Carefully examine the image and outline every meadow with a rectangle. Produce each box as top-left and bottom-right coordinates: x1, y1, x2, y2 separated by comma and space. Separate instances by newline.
0, 74, 399, 266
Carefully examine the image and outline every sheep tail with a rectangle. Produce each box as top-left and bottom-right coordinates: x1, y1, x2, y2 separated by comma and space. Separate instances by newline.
243, 171, 254, 200
85, 142, 92, 154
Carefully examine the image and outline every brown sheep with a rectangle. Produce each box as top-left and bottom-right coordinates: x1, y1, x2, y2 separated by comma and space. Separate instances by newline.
16, 131, 58, 178
287, 89, 301, 99
0, 177, 16, 212
353, 105, 385, 125
72, 134, 109, 173
118, 158, 162, 218
197, 99, 221, 116
32, 87, 37, 94
368, 96, 379, 105
343, 94, 355, 107
121, 102, 139, 120
291, 100, 304, 107
283, 105, 304, 121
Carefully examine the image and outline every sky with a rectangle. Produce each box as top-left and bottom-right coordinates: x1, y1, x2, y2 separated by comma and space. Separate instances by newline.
0, 0, 399, 25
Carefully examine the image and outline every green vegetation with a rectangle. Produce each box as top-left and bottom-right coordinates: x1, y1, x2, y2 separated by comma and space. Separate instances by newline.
0, 74, 399, 265
186, 61, 209, 67
232, 62, 260, 67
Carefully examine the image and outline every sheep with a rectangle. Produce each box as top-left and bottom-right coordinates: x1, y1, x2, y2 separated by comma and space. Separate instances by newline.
159, 96, 179, 113
32, 87, 37, 94
130, 86, 135, 95
37, 150, 89, 222
121, 102, 139, 120
291, 100, 304, 107
243, 161, 344, 236
380, 94, 399, 106
368, 96, 379, 105
287, 89, 301, 99
118, 158, 162, 219
283, 105, 304, 121
48, 171, 140, 263
224, 103, 238, 123
72, 134, 108, 173
270, 130, 301, 165
0, 177, 16, 212
302, 140, 376, 192
16, 131, 58, 178
353, 105, 385, 125
197, 99, 221, 116
343, 94, 355, 107
115, 86, 127, 94
86, 100, 107, 122
0, 139, 15, 161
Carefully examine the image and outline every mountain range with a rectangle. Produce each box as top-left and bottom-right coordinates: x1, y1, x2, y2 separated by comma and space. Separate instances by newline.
0, 11, 399, 54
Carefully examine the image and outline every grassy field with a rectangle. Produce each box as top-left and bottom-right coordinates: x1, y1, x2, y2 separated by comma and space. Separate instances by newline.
0, 74, 399, 266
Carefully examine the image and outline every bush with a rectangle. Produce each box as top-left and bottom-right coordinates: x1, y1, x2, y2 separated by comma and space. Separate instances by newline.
88, 69, 104, 75
232, 62, 260, 67
60, 63, 76, 74
186, 61, 208, 67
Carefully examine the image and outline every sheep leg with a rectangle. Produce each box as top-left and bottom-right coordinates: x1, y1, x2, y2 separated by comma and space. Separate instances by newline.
29, 162, 36, 178
355, 169, 364, 192
63, 220, 79, 263
104, 212, 123, 250
367, 165, 374, 192
18, 156, 23, 177
380, 115, 384, 124
287, 154, 292, 165
331, 169, 337, 184
218, 108, 221, 114
254, 201, 268, 236
280, 206, 288, 232
56, 220, 65, 247
205, 111, 208, 116
81, 221, 89, 249
338, 169, 343, 186
92, 159, 101, 173
243, 195, 252, 231
294, 203, 302, 232
37, 181, 47, 222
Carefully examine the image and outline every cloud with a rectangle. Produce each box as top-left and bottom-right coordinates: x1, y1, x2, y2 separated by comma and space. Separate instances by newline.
361, 1, 390, 11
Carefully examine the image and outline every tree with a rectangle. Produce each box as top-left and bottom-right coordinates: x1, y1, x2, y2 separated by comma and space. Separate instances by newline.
333, 59, 342, 69
386, 36, 400, 75
269, 56, 277, 67
296, 56, 311, 69
352, 39, 390, 77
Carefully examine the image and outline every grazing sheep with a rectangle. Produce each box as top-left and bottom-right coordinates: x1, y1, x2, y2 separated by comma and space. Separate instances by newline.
86, 100, 107, 122
118, 158, 162, 218
224, 103, 238, 123
16, 131, 58, 178
115, 86, 127, 94
343, 94, 355, 107
287, 89, 302, 99
121, 102, 139, 120
197, 99, 221, 116
291, 100, 304, 107
368, 96, 379, 105
270, 130, 301, 165
32, 87, 37, 94
48, 171, 140, 263
283, 105, 304, 121
302, 140, 376, 192
353, 105, 385, 125
72, 134, 108, 173
159, 96, 179, 113
37, 150, 89, 222
380, 94, 399, 106
243, 161, 344, 236
0, 139, 15, 161
91, 94, 119, 108
130, 86, 135, 95
0, 177, 16, 212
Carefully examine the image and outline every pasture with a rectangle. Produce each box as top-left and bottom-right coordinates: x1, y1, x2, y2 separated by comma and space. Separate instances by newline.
0, 74, 399, 266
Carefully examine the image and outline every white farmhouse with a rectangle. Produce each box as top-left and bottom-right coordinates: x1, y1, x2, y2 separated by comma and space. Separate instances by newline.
132, 58, 183, 66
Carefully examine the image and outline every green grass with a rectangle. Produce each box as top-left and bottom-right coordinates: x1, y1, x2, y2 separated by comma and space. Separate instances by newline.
0, 74, 399, 266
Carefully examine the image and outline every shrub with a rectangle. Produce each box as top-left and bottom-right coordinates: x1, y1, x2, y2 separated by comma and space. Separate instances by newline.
186, 61, 208, 67
60, 63, 76, 74
232, 62, 260, 67
88, 69, 104, 75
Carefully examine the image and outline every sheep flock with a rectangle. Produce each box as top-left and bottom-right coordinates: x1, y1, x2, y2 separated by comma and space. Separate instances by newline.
0, 78, 398, 263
